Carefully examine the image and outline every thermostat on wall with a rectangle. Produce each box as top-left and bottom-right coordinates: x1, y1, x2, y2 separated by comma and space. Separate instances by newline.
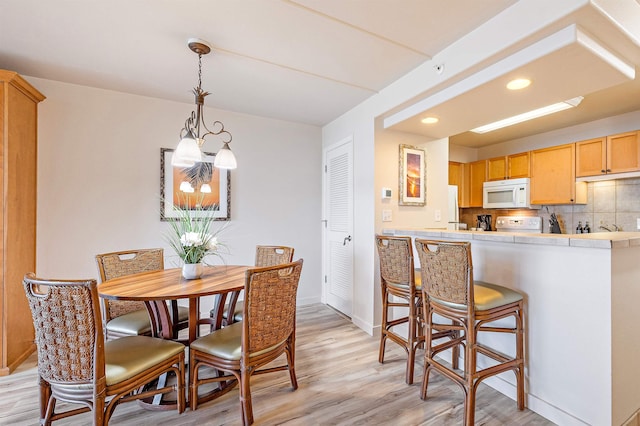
381, 188, 392, 199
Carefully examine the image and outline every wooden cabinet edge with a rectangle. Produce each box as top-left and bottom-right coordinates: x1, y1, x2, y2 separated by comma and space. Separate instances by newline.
575, 181, 588, 204
0, 70, 46, 103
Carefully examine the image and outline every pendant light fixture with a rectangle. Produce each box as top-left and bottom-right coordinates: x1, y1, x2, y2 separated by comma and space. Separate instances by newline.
172, 38, 237, 169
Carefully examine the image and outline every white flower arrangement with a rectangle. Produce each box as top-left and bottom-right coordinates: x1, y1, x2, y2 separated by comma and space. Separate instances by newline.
165, 197, 226, 265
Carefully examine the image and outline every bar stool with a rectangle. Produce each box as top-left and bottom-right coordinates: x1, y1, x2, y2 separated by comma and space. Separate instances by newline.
415, 239, 525, 425
375, 235, 458, 384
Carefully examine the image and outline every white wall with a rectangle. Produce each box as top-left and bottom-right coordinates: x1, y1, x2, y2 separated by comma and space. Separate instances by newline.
29, 77, 323, 307
375, 131, 450, 231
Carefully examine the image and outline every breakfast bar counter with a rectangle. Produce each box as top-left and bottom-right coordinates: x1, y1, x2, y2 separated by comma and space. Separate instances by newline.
383, 227, 640, 426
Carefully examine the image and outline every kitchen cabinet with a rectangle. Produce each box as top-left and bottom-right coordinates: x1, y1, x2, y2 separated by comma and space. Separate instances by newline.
448, 161, 466, 206
0, 71, 44, 375
467, 159, 486, 207
576, 131, 640, 177
486, 152, 530, 181
530, 143, 586, 205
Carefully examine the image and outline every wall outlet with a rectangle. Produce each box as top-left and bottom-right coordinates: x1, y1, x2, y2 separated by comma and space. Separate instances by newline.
382, 209, 392, 222
435, 209, 441, 222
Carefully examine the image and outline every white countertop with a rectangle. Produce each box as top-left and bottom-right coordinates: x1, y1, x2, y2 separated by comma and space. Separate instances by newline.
382, 227, 640, 249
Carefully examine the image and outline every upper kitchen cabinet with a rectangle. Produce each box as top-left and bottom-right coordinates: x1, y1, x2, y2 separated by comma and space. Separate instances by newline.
448, 161, 466, 206
448, 161, 464, 186
576, 131, 640, 177
486, 152, 530, 181
531, 143, 586, 205
467, 159, 486, 207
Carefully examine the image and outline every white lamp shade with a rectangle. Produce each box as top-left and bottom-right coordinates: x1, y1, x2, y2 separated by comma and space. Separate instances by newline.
172, 134, 202, 167
200, 183, 212, 193
213, 143, 237, 169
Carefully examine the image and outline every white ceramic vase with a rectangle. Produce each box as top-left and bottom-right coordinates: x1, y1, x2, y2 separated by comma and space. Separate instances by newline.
182, 263, 203, 280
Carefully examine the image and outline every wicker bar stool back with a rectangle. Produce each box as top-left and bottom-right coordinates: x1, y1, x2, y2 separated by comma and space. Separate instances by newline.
375, 235, 422, 384
23, 273, 186, 425
415, 239, 525, 425
96, 248, 188, 340
211, 245, 295, 327
190, 259, 303, 425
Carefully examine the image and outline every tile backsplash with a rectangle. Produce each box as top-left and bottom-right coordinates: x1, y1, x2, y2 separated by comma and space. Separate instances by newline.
460, 177, 640, 234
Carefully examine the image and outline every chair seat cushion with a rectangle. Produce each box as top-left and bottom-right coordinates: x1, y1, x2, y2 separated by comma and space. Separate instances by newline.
431, 281, 523, 311
106, 305, 189, 336
211, 302, 244, 322
225, 301, 244, 322
106, 309, 152, 335
190, 322, 243, 360
105, 336, 184, 386
190, 322, 285, 361
176, 305, 189, 322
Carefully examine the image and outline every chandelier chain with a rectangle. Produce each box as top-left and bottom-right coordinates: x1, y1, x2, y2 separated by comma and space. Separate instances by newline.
197, 53, 203, 90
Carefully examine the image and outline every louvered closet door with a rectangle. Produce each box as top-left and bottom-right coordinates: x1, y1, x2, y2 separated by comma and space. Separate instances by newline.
324, 138, 353, 317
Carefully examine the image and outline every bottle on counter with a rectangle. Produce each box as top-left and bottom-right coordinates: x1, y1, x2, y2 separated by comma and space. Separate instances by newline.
576, 221, 583, 234
584, 221, 591, 233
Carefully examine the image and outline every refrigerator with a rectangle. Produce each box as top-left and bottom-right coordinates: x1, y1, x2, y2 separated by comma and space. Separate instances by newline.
447, 185, 460, 230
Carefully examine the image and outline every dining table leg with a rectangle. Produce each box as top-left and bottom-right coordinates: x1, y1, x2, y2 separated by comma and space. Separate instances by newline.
189, 297, 200, 343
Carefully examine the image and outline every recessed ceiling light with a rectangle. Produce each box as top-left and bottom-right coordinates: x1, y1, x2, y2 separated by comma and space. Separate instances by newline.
506, 78, 531, 90
421, 116, 439, 124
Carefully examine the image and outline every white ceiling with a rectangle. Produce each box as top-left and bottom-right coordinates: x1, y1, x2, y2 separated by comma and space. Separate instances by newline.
2, 0, 640, 148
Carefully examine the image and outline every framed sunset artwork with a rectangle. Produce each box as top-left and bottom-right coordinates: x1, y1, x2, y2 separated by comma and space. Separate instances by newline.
398, 144, 426, 206
160, 148, 230, 221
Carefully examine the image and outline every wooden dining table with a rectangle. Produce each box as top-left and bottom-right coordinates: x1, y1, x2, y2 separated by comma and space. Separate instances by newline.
98, 264, 249, 344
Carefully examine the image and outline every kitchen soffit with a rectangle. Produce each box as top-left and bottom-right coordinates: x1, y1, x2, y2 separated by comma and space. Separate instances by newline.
384, 24, 636, 147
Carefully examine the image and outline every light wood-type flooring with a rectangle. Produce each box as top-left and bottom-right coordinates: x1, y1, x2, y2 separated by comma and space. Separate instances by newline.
0, 304, 554, 425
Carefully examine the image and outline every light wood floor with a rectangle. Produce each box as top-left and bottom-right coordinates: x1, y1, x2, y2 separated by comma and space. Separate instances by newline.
0, 304, 554, 425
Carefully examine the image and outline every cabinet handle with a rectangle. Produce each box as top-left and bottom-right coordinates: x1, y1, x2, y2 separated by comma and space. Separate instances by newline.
601, 169, 606, 173
606, 169, 611, 172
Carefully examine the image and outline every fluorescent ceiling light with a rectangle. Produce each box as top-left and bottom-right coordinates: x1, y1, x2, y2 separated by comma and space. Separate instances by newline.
470, 96, 584, 134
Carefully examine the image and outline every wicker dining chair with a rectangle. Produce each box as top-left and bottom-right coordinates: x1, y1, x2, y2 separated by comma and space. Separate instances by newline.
190, 259, 303, 425
23, 274, 186, 425
415, 239, 525, 425
210, 245, 295, 327
96, 248, 189, 339
375, 235, 458, 384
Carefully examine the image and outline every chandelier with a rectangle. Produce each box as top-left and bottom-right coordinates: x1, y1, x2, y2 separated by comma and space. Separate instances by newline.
172, 38, 237, 169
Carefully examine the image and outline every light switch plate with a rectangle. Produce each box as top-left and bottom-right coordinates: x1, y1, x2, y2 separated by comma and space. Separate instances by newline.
637, 218, 640, 230
382, 209, 392, 222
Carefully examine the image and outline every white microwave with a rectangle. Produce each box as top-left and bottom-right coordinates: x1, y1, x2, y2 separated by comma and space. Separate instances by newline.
483, 178, 539, 209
